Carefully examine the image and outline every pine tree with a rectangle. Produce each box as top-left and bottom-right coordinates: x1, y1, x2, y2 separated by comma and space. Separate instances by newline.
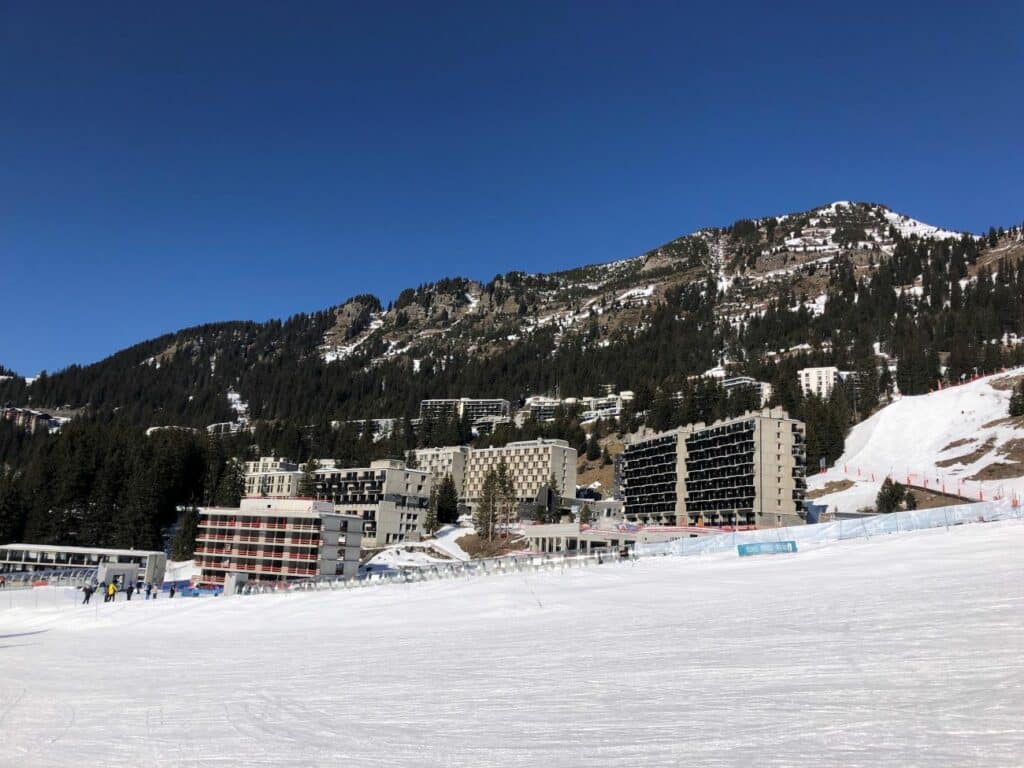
876, 478, 906, 514
214, 460, 244, 507
298, 458, 320, 497
170, 506, 200, 560
423, 485, 439, 536
436, 474, 459, 525
474, 470, 498, 541
1009, 382, 1024, 418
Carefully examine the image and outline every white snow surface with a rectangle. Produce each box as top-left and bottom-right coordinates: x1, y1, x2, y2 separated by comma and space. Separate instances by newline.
809, 368, 1024, 513
3, 520, 1024, 766
428, 524, 473, 561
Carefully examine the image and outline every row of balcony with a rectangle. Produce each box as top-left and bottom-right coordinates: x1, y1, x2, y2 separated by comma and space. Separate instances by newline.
194, 547, 319, 562
195, 532, 320, 547
195, 559, 317, 576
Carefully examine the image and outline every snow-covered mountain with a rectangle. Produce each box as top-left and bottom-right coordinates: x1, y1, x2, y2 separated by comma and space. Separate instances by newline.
317, 201, 997, 368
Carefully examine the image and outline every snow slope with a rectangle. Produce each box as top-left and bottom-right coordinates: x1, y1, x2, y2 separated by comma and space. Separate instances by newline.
809, 368, 1024, 514
2, 520, 1024, 766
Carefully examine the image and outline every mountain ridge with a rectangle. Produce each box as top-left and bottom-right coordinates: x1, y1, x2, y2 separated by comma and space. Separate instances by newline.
1, 200, 1021, 432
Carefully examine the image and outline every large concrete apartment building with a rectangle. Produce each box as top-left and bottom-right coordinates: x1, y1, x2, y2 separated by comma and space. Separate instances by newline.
621, 408, 807, 528
797, 366, 840, 399
463, 438, 577, 506
312, 459, 431, 547
243, 456, 303, 499
194, 498, 362, 587
408, 445, 470, 496
419, 398, 512, 422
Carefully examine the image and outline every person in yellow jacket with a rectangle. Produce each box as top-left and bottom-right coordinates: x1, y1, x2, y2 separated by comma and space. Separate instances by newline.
107, 581, 118, 602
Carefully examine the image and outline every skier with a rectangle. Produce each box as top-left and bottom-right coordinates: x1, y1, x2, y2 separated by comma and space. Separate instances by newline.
145, 582, 153, 600
107, 581, 117, 602
81, 584, 95, 604
100, 581, 109, 602
168, 584, 176, 599
126, 584, 135, 601
0, 575, 6, 589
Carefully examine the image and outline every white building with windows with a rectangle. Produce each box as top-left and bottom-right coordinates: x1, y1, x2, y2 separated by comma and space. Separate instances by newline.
798, 366, 840, 399
194, 498, 361, 587
312, 459, 432, 548
243, 456, 304, 499
409, 445, 469, 496
463, 439, 577, 506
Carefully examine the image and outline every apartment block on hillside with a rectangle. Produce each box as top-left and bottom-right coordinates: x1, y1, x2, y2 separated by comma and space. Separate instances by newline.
409, 445, 469, 496
419, 398, 511, 422
194, 498, 362, 587
243, 456, 303, 499
622, 408, 806, 528
463, 439, 577, 507
312, 459, 431, 547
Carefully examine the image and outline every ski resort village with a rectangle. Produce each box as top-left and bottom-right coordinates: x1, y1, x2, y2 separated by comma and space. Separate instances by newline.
4, 199, 1024, 765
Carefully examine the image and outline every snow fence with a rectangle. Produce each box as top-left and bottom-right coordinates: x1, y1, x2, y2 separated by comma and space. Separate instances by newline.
635, 501, 1022, 558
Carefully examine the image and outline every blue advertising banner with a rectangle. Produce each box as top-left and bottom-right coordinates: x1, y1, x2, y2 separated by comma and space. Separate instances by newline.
737, 540, 798, 557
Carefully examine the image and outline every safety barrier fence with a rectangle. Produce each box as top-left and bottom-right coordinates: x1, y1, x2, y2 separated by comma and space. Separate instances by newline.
239, 550, 637, 595
635, 501, 1022, 558
0, 568, 97, 590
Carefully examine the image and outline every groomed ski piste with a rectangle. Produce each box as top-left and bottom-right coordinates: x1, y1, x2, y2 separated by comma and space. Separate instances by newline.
3, 514, 1024, 766
808, 367, 1024, 514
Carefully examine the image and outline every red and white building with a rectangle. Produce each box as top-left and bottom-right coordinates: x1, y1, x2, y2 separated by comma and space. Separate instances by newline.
194, 498, 362, 587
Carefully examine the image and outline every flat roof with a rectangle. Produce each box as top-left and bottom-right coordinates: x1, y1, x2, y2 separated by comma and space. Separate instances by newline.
0, 543, 165, 557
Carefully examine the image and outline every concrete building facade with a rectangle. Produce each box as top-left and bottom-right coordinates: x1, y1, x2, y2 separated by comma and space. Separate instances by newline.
313, 459, 432, 547
722, 376, 773, 406
242, 456, 303, 499
409, 445, 469, 496
797, 366, 840, 399
622, 408, 807, 528
419, 398, 512, 423
463, 439, 577, 505
0, 543, 166, 584
194, 498, 362, 586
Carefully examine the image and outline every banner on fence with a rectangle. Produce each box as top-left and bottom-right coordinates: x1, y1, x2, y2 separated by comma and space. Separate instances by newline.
737, 541, 797, 557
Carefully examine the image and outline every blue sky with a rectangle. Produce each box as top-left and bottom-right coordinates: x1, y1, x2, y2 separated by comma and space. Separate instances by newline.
2, 1, 1022, 375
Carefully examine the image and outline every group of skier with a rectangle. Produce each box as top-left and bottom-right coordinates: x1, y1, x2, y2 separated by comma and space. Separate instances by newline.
80, 579, 169, 604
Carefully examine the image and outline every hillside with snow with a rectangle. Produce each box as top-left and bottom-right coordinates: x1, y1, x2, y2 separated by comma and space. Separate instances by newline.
2, 519, 1024, 766
809, 368, 1024, 514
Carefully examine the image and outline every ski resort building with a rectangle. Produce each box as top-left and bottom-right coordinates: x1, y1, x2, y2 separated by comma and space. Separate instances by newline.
463, 438, 577, 507
312, 459, 432, 547
0, 543, 166, 584
722, 376, 773, 406
408, 445, 469, 496
419, 397, 512, 422
242, 456, 303, 499
797, 366, 840, 399
193, 498, 362, 587
621, 408, 807, 528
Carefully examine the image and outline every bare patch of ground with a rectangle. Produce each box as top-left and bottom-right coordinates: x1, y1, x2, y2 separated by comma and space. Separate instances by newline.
807, 479, 855, 499
576, 434, 624, 492
942, 437, 975, 451
990, 372, 1024, 392
968, 438, 1024, 480
936, 437, 996, 468
968, 462, 1024, 481
981, 415, 1024, 429
458, 533, 529, 559
906, 487, 977, 509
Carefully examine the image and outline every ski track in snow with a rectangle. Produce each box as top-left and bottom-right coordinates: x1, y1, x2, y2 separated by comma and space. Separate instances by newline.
1, 520, 1024, 766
